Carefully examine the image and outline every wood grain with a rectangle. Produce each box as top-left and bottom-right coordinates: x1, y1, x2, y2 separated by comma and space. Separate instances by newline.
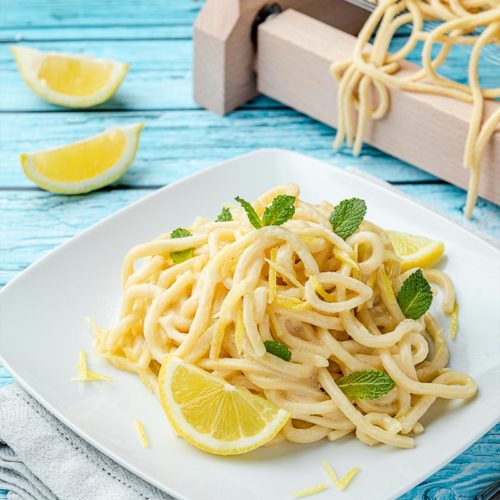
0, 0, 202, 41
0, 109, 446, 187
257, 10, 500, 204
193, 0, 370, 114
1, 34, 497, 112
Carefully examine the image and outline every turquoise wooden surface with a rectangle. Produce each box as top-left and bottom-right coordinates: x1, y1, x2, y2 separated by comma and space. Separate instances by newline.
0, 1, 498, 499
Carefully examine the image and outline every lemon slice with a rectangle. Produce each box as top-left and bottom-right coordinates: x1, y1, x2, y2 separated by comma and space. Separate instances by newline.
20, 123, 143, 194
11, 46, 128, 108
386, 230, 445, 271
158, 355, 290, 455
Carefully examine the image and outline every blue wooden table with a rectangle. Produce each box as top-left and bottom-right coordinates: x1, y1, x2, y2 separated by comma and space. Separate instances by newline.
0, 1, 498, 498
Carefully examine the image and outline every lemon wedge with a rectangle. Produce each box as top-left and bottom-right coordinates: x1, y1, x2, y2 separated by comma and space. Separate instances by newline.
158, 355, 290, 455
386, 230, 445, 271
20, 123, 143, 194
11, 46, 128, 108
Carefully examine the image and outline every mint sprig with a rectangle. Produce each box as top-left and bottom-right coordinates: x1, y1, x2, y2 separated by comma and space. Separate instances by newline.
262, 195, 296, 226
329, 198, 367, 240
337, 370, 395, 400
216, 207, 233, 222
170, 227, 194, 264
235, 197, 263, 229
236, 195, 296, 230
396, 269, 433, 320
264, 339, 292, 362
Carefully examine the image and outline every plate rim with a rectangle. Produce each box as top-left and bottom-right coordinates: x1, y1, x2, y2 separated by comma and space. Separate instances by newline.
1, 148, 499, 500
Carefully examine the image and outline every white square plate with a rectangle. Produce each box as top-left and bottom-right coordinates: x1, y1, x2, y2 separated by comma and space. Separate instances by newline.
1, 149, 499, 500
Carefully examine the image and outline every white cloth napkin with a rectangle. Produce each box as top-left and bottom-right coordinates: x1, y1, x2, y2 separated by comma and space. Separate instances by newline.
0, 385, 173, 500
0, 171, 498, 500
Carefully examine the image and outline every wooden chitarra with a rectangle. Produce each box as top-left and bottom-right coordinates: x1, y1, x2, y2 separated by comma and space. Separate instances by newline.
193, 0, 499, 205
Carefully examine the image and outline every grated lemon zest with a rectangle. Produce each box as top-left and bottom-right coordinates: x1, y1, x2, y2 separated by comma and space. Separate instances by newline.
274, 295, 311, 311
86, 370, 113, 382
269, 309, 284, 338
77, 350, 88, 379
235, 306, 245, 355
135, 419, 150, 448
378, 266, 397, 305
450, 303, 459, 339
71, 350, 112, 382
310, 276, 335, 303
265, 258, 303, 289
86, 317, 103, 338
137, 369, 153, 393
334, 249, 360, 270
367, 272, 377, 290
268, 248, 278, 304
321, 459, 360, 491
292, 483, 327, 498
351, 267, 361, 280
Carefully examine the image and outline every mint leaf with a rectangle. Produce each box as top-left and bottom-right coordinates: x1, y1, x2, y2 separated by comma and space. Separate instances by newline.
329, 198, 367, 240
236, 195, 296, 229
264, 340, 292, 362
396, 269, 433, 320
262, 195, 296, 226
216, 207, 233, 222
170, 227, 194, 264
337, 370, 395, 400
235, 197, 263, 229
171, 228, 191, 239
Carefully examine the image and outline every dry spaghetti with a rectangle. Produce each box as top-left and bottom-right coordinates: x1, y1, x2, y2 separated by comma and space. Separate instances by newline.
332, 0, 500, 218
94, 184, 476, 449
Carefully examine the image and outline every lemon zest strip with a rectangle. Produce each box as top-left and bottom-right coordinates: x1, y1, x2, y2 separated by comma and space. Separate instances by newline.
450, 302, 459, 339
137, 369, 153, 393
268, 248, 278, 304
310, 276, 335, 303
292, 482, 327, 498
378, 266, 397, 305
71, 350, 112, 382
334, 249, 360, 270
321, 459, 360, 491
274, 295, 311, 311
135, 420, 150, 448
266, 257, 303, 289
269, 309, 284, 338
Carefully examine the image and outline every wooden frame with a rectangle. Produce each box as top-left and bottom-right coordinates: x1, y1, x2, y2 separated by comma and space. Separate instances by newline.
193, 2, 500, 205
193, 0, 369, 115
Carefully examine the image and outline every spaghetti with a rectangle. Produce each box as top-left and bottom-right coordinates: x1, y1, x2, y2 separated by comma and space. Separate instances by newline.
332, 0, 500, 218
94, 184, 477, 449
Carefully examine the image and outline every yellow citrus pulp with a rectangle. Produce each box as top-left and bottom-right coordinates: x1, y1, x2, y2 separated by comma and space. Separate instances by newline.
158, 355, 290, 455
386, 231, 445, 271
20, 123, 143, 194
11, 46, 128, 108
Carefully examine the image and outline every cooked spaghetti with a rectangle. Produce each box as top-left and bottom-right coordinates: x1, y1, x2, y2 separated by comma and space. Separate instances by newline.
93, 184, 477, 449
332, 0, 500, 218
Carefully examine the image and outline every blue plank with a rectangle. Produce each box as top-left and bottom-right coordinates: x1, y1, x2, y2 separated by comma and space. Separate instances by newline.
0, 41, 279, 112
0, 0, 202, 41
0, 365, 11, 389
1, 37, 498, 112
397, 183, 500, 236
0, 109, 441, 188
399, 424, 500, 500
